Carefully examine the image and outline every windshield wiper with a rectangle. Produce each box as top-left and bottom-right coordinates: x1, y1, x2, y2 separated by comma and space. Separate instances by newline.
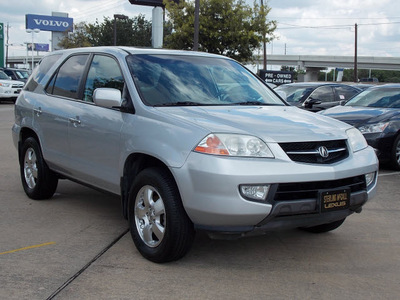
156, 101, 206, 107
236, 101, 281, 106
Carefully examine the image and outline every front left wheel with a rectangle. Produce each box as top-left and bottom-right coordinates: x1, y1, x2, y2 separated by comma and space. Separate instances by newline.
20, 137, 58, 200
128, 167, 195, 263
390, 134, 400, 170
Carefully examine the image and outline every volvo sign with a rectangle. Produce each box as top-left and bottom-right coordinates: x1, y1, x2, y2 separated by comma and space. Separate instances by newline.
26, 14, 73, 32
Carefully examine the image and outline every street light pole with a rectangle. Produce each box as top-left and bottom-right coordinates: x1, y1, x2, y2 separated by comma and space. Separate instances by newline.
113, 14, 128, 46
26, 28, 40, 70
354, 23, 358, 83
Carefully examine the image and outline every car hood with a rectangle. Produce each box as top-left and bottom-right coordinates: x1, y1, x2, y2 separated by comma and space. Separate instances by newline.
320, 105, 400, 126
155, 106, 350, 143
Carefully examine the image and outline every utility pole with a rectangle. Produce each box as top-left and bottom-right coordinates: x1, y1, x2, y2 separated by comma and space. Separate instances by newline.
193, 0, 200, 51
354, 23, 358, 83
5, 23, 9, 67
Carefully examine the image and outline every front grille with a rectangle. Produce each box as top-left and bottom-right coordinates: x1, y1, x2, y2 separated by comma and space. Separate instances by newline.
12, 83, 24, 88
273, 175, 366, 202
279, 140, 349, 164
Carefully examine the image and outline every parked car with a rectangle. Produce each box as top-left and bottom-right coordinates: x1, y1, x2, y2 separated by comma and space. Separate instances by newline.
275, 82, 362, 112
1, 68, 30, 83
320, 84, 400, 170
0, 70, 24, 102
350, 83, 375, 91
12, 47, 378, 262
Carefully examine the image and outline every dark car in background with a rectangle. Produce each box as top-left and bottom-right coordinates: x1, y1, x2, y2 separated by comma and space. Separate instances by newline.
1, 68, 30, 83
275, 82, 362, 112
320, 84, 400, 170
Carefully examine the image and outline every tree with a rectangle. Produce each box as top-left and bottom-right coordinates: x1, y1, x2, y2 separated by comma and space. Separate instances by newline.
58, 22, 93, 49
164, 0, 276, 62
58, 15, 152, 49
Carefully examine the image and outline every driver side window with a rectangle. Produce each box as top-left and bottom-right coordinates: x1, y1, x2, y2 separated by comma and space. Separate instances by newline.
310, 86, 335, 103
83, 55, 124, 102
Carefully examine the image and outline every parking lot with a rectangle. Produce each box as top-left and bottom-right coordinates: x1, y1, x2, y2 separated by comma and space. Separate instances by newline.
1, 101, 399, 300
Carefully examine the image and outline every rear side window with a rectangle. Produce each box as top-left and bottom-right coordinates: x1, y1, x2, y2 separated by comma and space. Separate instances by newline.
25, 54, 62, 92
335, 86, 360, 100
46, 55, 89, 99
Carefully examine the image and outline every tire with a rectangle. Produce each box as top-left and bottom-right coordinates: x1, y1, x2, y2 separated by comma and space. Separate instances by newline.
128, 167, 195, 263
300, 218, 346, 233
390, 135, 400, 170
20, 137, 58, 200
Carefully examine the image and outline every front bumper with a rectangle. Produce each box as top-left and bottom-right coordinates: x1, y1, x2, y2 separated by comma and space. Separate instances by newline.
364, 132, 396, 162
172, 146, 378, 232
0, 87, 22, 98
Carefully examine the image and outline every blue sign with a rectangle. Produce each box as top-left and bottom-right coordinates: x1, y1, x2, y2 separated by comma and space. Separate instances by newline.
26, 14, 73, 32
36, 43, 49, 51
27, 43, 49, 51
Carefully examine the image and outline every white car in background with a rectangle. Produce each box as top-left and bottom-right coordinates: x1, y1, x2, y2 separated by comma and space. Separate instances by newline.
0, 70, 24, 102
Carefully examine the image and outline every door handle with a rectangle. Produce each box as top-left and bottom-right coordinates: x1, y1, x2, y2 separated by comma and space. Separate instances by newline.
68, 117, 81, 126
33, 107, 42, 116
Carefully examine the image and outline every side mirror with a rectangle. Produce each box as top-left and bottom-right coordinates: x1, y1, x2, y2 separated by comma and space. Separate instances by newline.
303, 97, 321, 108
93, 88, 121, 108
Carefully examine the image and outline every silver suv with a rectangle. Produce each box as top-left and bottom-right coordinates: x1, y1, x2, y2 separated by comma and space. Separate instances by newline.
12, 47, 378, 262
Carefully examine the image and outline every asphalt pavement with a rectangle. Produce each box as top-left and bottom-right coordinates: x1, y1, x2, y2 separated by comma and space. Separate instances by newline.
1, 102, 399, 300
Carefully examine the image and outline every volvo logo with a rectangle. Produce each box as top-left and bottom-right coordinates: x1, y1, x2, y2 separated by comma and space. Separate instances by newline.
33, 19, 71, 28
317, 146, 329, 158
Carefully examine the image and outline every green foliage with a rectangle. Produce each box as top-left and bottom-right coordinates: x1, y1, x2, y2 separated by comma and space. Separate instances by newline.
58, 22, 93, 49
58, 15, 152, 49
164, 0, 276, 62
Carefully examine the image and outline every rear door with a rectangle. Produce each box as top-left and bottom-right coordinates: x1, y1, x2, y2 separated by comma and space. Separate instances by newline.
33, 54, 89, 171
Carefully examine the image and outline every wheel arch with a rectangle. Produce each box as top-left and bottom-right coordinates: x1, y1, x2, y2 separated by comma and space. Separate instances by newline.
18, 127, 40, 161
120, 153, 178, 219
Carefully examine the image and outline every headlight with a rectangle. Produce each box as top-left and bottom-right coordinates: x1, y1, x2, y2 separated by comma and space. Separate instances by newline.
358, 122, 389, 134
194, 133, 274, 158
0, 83, 11, 87
346, 127, 368, 152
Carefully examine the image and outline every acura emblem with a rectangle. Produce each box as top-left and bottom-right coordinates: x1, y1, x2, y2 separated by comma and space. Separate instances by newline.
317, 146, 329, 158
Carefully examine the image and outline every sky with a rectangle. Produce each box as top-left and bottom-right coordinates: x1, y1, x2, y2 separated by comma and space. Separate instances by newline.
1, 0, 400, 60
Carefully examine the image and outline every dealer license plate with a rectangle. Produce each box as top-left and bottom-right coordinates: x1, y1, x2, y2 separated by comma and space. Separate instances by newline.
320, 188, 350, 212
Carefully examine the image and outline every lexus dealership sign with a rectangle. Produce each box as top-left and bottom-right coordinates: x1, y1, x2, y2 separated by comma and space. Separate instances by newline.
26, 14, 73, 32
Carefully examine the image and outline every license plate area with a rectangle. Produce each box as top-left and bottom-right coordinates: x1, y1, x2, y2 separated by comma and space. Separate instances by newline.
320, 188, 350, 212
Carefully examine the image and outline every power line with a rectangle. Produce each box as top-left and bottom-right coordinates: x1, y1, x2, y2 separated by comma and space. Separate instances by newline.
72, 0, 127, 21
278, 21, 400, 30
270, 16, 400, 20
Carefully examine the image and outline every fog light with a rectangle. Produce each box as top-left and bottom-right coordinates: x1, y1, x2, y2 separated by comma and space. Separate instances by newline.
365, 172, 376, 187
240, 185, 270, 201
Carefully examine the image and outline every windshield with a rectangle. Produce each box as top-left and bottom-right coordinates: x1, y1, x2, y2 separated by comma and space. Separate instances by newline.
127, 54, 285, 106
274, 85, 313, 104
345, 87, 400, 108
0, 71, 9, 80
